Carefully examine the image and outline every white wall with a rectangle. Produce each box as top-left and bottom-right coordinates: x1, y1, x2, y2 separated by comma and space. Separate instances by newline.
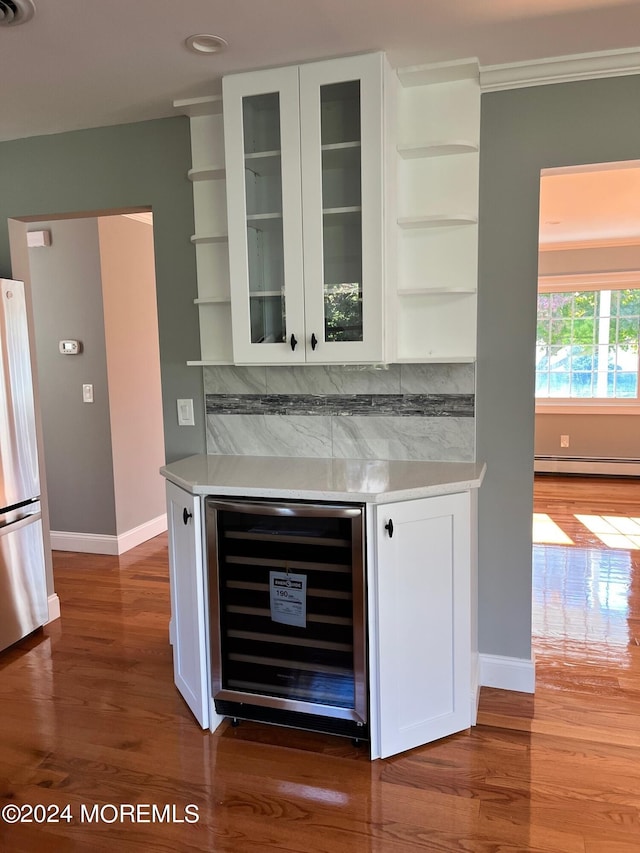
98, 215, 166, 534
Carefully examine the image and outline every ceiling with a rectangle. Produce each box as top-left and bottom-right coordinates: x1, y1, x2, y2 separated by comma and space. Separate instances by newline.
539, 162, 640, 249
3, 0, 640, 144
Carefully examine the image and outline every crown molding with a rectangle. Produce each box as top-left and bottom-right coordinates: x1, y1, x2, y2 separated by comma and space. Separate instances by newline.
480, 46, 640, 92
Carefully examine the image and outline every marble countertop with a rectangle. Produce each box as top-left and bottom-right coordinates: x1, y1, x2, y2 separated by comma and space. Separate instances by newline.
161, 455, 485, 504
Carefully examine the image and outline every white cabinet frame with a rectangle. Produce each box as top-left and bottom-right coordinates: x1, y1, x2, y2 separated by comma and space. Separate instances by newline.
373, 492, 473, 758
223, 53, 388, 365
224, 66, 306, 364
166, 481, 210, 727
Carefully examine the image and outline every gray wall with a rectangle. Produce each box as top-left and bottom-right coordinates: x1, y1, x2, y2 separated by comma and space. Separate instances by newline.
5, 79, 640, 662
28, 218, 117, 535
0, 118, 204, 464
477, 73, 640, 660
536, 413, 639, 460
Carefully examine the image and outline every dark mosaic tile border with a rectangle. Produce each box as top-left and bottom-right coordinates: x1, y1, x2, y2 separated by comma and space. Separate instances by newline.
205, 393, 474, 417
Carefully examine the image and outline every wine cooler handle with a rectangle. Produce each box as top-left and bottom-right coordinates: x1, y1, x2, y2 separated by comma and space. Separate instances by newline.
183, 507, 193, 525
385, 519, 394, 538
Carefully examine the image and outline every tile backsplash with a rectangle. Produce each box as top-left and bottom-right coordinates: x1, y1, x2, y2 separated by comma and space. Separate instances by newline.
203, 363, 475, 462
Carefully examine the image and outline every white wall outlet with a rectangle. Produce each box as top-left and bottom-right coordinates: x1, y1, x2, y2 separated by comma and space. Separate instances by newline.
82, 384, 94, 403
560, 435, 570, 448
177, 398, 195, 426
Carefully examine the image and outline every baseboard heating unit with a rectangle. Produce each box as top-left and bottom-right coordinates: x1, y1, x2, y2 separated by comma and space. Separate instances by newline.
535, 456, 640, 477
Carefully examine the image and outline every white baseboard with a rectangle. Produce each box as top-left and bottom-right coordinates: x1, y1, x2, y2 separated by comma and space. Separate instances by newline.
479, 653, 536, 693
117, 514, 168, 553
51, 514, 167, 556
470, 652, 480, 725
47, 593, 61, 623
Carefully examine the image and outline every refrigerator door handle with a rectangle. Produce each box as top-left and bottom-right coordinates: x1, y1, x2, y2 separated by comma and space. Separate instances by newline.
0, 510, 42, 537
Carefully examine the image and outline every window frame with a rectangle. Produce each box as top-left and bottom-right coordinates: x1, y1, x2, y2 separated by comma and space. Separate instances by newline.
535, 271, 640, 414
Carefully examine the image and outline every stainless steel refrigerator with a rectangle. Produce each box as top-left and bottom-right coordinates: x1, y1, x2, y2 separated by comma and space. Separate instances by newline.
0, 278, 48, 652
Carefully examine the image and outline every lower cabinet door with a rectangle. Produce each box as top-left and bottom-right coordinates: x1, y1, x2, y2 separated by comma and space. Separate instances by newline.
375, 493, 471, 758
166, 481, 209, 728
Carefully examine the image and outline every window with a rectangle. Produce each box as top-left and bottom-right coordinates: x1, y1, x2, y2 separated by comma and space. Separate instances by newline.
535, 285, 640, 400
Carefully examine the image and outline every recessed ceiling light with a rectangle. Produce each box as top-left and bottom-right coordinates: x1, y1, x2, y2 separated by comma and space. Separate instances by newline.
185, 34, 228, 55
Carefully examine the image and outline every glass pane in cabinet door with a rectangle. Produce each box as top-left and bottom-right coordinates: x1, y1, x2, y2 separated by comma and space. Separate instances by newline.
320, 80, 363, 343
243, 93, 286, 344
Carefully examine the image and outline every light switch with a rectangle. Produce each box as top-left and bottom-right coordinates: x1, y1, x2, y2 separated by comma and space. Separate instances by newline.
82, 384, 94, 403
177, 398, 195, 426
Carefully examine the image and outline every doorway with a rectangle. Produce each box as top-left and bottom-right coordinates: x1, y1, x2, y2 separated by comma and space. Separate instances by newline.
532, 162, 640, 703
9, 210, 166, 567
534, 161, 640, 476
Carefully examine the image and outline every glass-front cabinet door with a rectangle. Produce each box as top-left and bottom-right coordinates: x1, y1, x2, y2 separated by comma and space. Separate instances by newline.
223, 53, 385, 364
300, 53, 385, 363
224, 66, 306, 364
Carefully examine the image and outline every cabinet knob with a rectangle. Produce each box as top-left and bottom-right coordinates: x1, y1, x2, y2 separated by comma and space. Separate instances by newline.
183, 508, 193, 526
311, 333, 318, 351
385, 519, 394, 538
290, 333, 298, 351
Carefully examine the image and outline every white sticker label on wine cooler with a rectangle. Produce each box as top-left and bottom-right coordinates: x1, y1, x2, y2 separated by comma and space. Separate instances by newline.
269, 571, 307, 628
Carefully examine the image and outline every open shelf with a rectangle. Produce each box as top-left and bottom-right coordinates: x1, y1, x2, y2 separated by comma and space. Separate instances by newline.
191, 233, 229, 244
397, 141, 478, 159
398, 214, 477, 229
397, 58, 479, 87
173, 94, 223, 117
398, 287, 477, 296
188, 165, 225, 181
194, 296, 231, 305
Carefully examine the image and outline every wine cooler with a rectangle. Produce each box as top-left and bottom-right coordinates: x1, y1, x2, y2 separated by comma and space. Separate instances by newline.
205, 498, 368, 739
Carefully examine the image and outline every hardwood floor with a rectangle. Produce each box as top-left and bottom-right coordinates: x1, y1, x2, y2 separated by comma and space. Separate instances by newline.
1, 476, 640, 852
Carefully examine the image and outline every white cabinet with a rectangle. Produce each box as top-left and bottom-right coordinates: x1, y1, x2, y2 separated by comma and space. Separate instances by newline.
177, 52, 481, 367
164, 478, 478, 757
166, 481, 210, 727
374, 492, 474, 758
394, 59, 480, 362
223, 53, 388, 364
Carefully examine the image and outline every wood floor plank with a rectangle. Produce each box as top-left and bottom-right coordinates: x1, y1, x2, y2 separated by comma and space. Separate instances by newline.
2, 476, 640, 851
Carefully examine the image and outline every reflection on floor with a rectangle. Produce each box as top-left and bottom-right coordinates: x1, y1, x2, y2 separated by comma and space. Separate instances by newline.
530, 475, 640, 701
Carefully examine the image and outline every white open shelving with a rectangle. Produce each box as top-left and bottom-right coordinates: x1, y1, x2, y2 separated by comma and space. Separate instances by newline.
394, 59, 480, 362
174, 93, 234, 365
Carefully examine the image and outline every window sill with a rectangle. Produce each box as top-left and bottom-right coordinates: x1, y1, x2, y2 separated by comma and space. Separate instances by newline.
535, 401, 640, 416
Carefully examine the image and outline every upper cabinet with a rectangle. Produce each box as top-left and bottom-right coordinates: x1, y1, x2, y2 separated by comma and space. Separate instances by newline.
223, 53, 388, 364
176, 54, 480, 367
